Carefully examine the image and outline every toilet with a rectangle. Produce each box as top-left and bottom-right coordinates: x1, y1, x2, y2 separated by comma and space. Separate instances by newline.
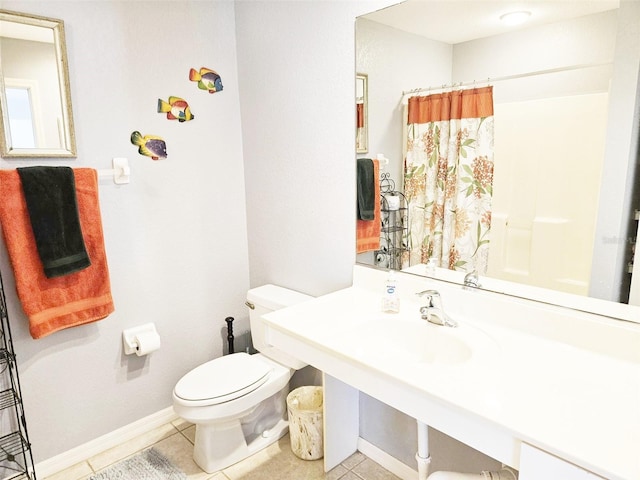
172, 285, 312, 473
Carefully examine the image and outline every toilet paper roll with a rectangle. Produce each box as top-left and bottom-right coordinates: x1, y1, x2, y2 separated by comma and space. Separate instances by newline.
386, 195, 400, 210
134, 331, 161, 356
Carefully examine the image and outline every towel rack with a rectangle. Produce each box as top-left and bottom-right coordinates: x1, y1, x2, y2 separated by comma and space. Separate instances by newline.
376, 153, 389, 168
97, 157, 130, 184
0, 268, 37, 478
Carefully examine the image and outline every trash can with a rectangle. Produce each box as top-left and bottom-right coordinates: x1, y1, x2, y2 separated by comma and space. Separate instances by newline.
286, 386, 324, 460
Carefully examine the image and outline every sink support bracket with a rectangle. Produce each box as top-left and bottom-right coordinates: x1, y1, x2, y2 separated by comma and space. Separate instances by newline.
417, 420, 431, 480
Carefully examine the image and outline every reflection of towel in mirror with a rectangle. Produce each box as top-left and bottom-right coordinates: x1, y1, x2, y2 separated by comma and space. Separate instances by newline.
357, 158, 375, 220
17, 166, 91, 278
0, 168, 114, 339
356, 159, 380, 253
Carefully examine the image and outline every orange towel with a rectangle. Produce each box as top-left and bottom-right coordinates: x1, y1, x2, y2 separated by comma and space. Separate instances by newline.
356, 159, 380, 253
0, 168, 114, 339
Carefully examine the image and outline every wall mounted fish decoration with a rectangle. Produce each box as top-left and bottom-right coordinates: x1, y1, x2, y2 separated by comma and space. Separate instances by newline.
130, 131, 167, 160
157, 96, 194, 122
189, 67, 223, 94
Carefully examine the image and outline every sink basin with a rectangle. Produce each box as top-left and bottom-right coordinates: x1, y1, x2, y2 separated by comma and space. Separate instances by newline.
339, 317, 477, 366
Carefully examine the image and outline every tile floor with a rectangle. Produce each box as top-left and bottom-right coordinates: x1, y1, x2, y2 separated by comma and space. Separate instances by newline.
41, 419, 401, 480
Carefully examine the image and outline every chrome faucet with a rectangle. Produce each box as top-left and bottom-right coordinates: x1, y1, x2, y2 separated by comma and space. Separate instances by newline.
416, 289, 458, 327
463, 270, 481, 289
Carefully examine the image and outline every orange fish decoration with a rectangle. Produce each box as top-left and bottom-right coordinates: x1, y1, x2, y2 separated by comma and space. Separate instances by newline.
157, 96, 194, 122
189, 67, 223, 94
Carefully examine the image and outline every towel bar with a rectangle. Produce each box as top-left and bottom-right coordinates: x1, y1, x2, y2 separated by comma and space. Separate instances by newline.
98, 157, 130, 184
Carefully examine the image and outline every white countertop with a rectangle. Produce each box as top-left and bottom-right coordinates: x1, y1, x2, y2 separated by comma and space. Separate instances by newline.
263, 268, 640, 480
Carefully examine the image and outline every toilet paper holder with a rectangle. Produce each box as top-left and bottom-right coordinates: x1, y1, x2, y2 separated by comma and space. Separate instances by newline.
122, 323, 160, 355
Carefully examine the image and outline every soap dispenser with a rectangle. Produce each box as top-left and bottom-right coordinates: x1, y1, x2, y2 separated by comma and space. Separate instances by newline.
381, 270, 400, 313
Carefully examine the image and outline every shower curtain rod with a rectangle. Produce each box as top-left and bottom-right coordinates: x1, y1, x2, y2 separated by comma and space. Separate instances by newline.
401, 62, 612, 97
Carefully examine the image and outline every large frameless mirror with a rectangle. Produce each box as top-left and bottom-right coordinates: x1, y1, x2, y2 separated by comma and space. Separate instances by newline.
0, 10, 76, 158
356, 0, 640, 322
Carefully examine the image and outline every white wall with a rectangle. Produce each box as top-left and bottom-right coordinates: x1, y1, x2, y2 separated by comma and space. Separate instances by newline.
0, 0, 250, 462
452, 10, 617, 97
591, 0, 640, 301
235, 0, 392, 296
355, 18, 452, 187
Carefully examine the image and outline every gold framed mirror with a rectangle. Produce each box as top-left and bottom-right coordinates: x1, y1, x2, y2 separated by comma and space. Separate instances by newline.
356, 73, 368, 153
0, 10, 76, 158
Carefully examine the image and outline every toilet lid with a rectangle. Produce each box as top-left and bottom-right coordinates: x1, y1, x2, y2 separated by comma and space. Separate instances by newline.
174, 352, 272, 405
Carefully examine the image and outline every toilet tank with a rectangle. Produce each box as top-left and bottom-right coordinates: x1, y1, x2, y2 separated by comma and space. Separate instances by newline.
246, 284, 312, 369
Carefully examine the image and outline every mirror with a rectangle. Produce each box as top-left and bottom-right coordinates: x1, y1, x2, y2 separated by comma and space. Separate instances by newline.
356, 73, 368, 153
356, 0, 640, 319
0, 10, 76, 157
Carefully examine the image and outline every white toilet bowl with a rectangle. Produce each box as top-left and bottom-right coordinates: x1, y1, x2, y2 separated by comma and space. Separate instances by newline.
172, 285, 312, 473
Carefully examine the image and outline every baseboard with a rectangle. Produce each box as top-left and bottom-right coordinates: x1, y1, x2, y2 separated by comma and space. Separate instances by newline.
35, 407, 179, 478
37, 413, 417, 479
357, 437, 418, 480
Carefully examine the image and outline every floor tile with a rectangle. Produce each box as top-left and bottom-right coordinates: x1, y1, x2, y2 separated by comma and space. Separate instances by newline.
207, 473, 231, 480
325, 464, 349, 480
352, 458, 401, 480
341, 452, 367, 470
172, 418, 193, 431
42, 421, 396, 480
223, 434, 325, 480
181, 424, 196, 444
338, 472, 365, 480
152, 431, 216, 479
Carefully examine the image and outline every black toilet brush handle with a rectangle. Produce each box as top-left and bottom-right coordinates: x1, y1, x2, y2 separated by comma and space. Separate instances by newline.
225, 317, 235, 354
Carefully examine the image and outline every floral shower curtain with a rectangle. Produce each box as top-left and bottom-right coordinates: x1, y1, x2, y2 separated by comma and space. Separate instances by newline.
402, 86, 494, 273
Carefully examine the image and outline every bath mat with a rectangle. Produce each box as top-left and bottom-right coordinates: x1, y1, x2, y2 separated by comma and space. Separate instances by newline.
89, 447, 187, 480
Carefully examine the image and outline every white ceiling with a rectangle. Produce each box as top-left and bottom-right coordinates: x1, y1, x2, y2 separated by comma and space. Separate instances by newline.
360, 0, 620, 44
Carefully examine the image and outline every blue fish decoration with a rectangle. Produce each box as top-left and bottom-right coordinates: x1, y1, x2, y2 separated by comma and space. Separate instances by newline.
130, 131, 167, 160
189, 67, 223, 94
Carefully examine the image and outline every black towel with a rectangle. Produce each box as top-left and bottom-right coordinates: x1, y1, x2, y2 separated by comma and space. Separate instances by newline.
17, 166, 91, 278
357, 158, 375, 220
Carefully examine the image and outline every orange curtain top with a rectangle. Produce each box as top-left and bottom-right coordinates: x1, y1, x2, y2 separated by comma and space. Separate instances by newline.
356, 103, 364, 128
408, 86, 493, 124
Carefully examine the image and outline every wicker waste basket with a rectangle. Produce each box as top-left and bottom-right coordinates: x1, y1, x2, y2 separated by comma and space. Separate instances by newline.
286, 386, 324, 460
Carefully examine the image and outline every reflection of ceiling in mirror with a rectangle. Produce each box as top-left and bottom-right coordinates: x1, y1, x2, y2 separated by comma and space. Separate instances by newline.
363, 0, 619, 44
0, 20, 53, 43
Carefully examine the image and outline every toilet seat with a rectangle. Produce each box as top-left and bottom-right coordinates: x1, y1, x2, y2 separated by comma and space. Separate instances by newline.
174, 353, 272, 407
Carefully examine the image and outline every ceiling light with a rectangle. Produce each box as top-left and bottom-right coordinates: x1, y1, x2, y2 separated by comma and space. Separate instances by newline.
500, 11, 531, 26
